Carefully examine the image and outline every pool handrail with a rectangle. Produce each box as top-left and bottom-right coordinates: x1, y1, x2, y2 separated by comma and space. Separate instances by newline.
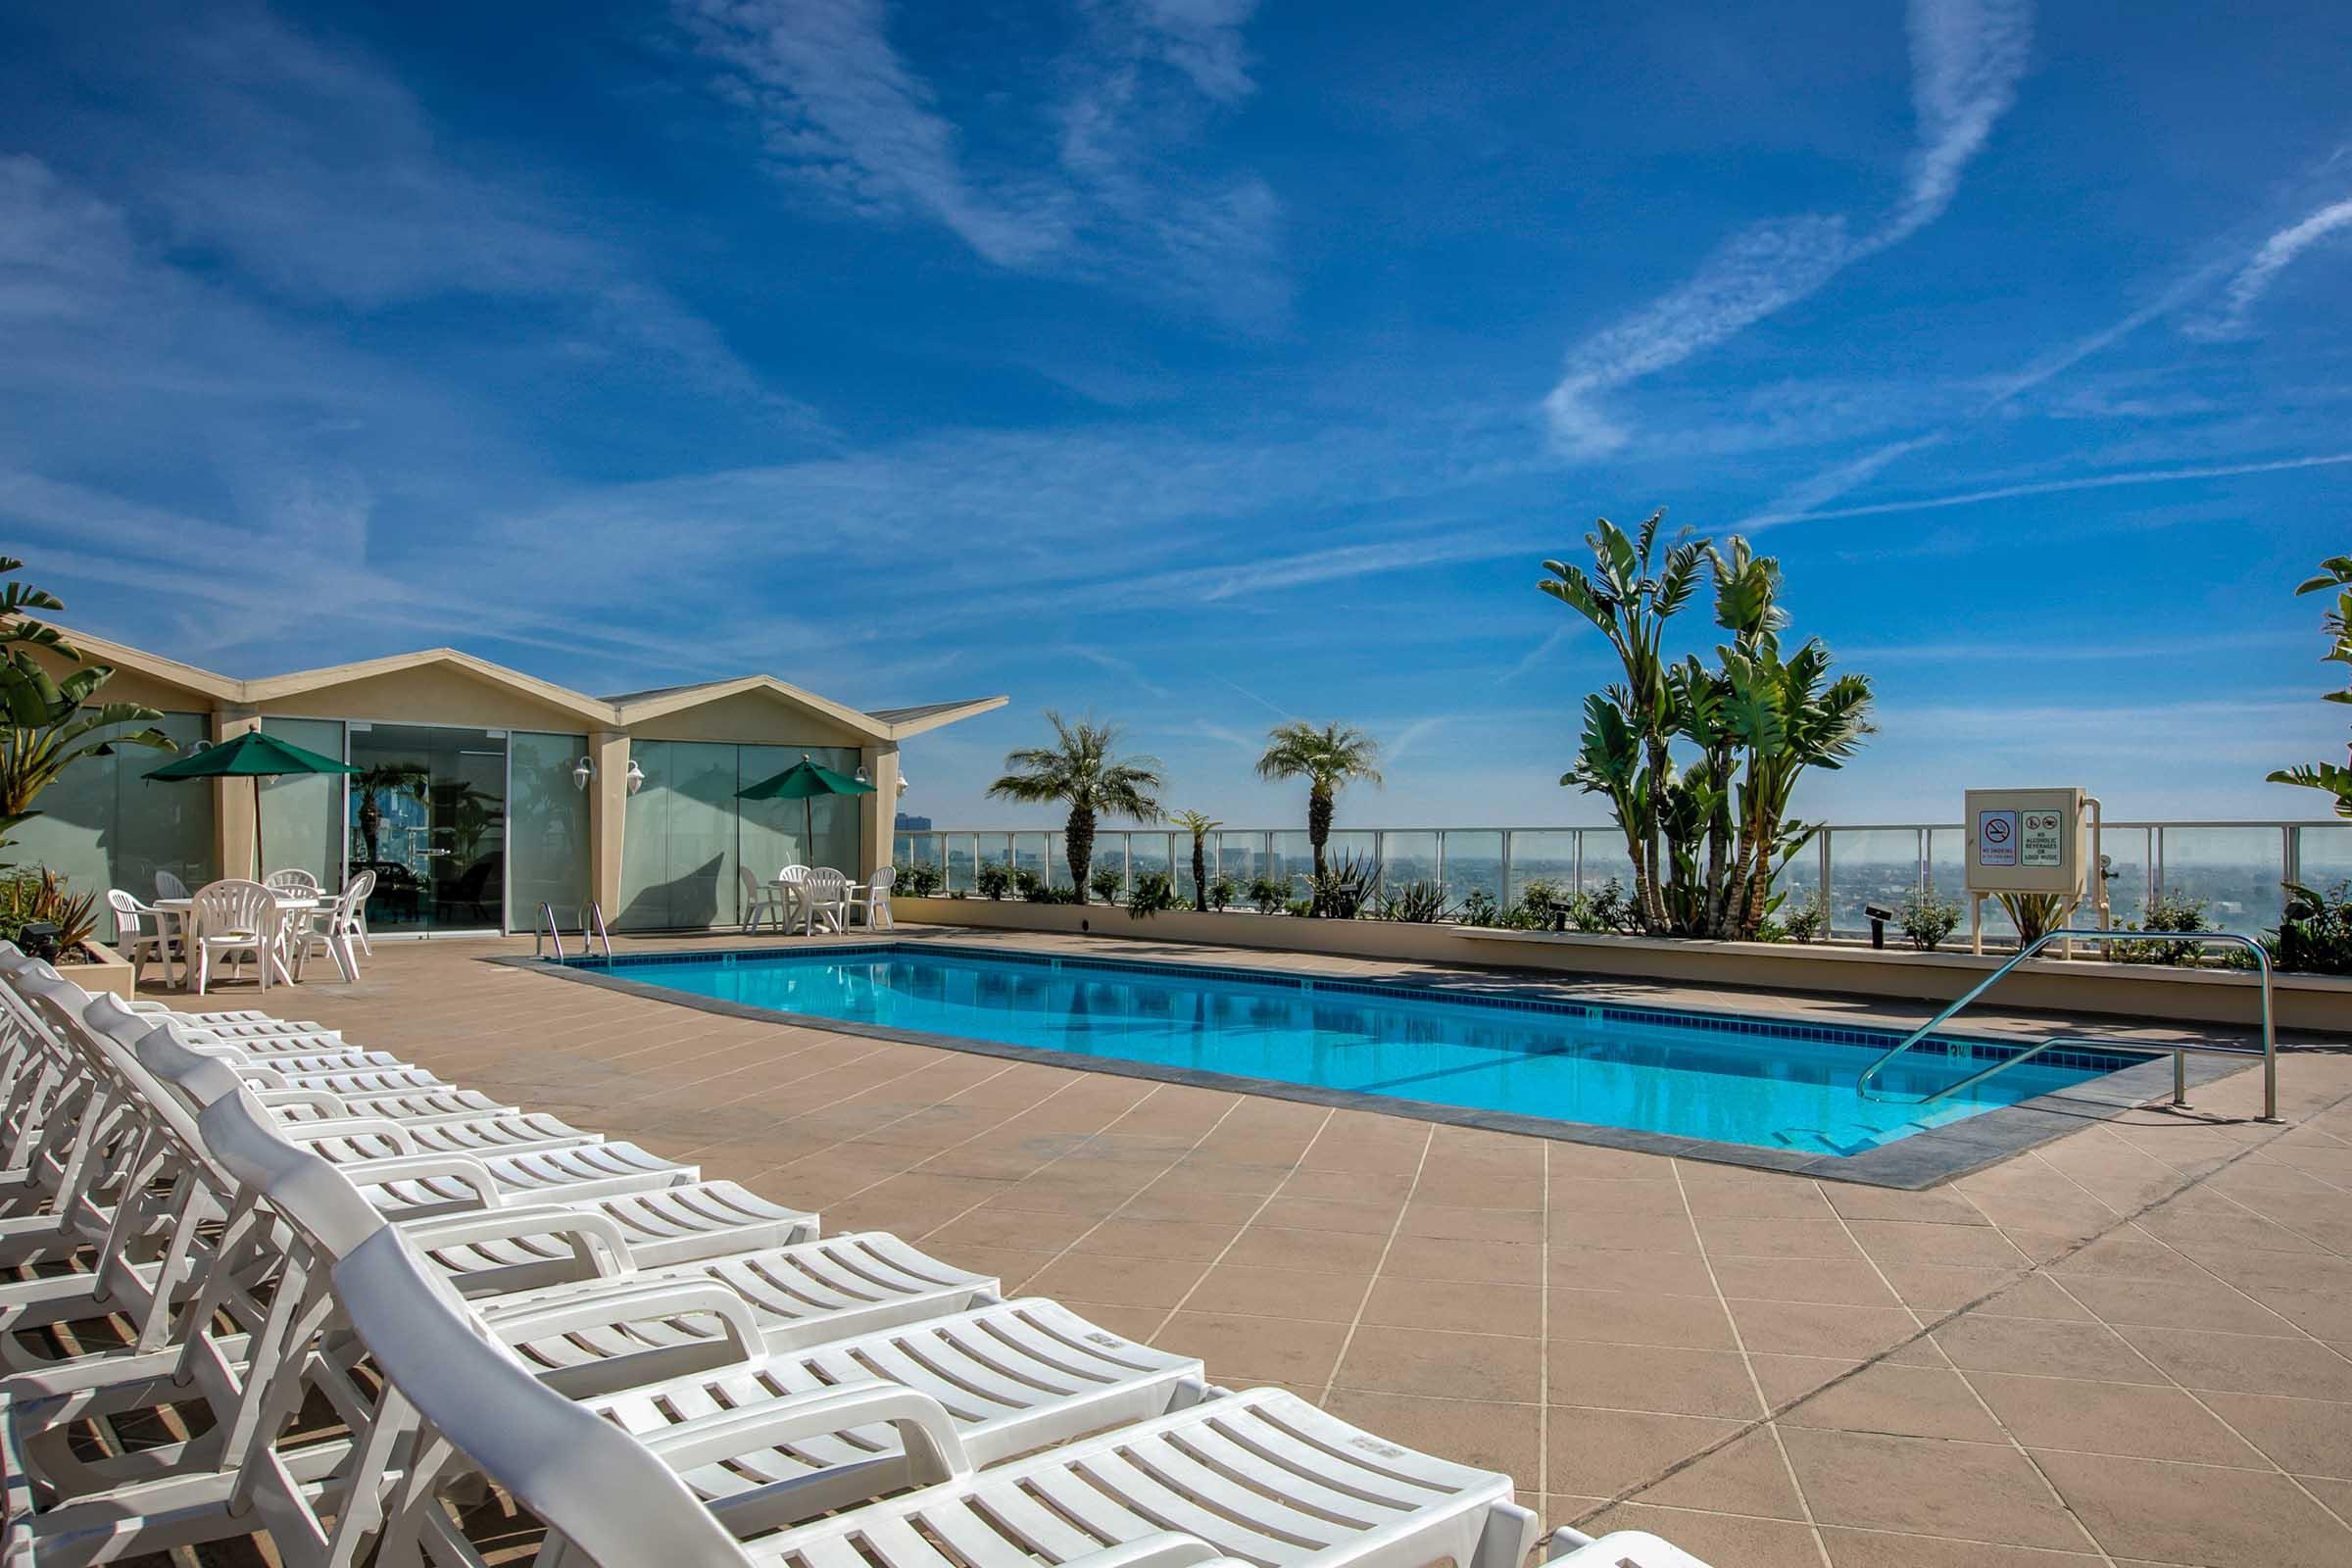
1855, 928, 2277, 1121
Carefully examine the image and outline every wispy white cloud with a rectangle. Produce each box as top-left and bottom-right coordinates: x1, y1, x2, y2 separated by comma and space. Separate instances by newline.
1739, 435, 1946, 527
2186, 196, 2352, 341
673, 0, 1284, 321
1060, 644, 1172, 698
1106, 532, 1544, 606
1544, 0, 2032, 457
1385, 715, 1449, 765
1497, 625, 1572, 684
1745, 451, 2352, 527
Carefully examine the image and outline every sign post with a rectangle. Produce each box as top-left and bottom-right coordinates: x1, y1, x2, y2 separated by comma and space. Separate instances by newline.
1961, 788, 2107, 955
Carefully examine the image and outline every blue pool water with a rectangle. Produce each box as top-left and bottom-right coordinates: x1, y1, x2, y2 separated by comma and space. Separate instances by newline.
584, 945, 2141, 1157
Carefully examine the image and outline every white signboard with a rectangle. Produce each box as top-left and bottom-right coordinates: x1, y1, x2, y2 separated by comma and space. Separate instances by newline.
1976, 809, 2018, 868
2021, 810, 2065, 868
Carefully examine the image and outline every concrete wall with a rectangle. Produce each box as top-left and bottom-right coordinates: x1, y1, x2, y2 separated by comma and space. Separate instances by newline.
891, 897, 2347, 1035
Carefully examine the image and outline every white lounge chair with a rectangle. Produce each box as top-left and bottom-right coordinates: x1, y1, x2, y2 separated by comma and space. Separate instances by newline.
265, 867, 322, 897
738, 865, 791, 935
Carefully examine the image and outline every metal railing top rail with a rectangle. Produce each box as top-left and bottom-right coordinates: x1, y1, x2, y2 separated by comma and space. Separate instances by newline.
1855, 928, 2278, 1120
903, 819, 2346, 836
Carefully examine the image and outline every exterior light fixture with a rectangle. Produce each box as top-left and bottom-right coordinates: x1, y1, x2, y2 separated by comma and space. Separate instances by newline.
896, 774, 909, 797
854, 765, 870, 785
571, 757, 594, 791
624, 760, 646, 795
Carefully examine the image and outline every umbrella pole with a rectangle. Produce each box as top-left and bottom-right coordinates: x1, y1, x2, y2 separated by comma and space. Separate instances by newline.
254, 776, 266, 880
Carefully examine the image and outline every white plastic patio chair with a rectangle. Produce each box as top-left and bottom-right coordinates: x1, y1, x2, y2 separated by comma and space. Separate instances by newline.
189, 879, 281, 994
290, 874, 370, 983
265, 867, 322, 896
854, 864, 897, 929
800, 867, 850, 934
342, 867, 379, 955
155, 868, 192, 901
738, 865, 790, 935
107, 887, 177, 985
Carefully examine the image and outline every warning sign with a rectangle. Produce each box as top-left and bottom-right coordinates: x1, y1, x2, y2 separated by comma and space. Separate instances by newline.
1977, 809, 2018, 867
2021, 810, 2065, 868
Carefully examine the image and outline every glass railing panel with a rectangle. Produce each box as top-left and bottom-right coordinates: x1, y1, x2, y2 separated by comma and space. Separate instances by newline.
1267, 831, 1314, 893
1047, 832, 1072, 889
1773, 834, 1823, 916
1440, 830, 1502, 907
2095, 825, 2151, 928
1011, 833, 1049, 889
2296, 823, 2352, 895
2160, 825, 2287, 936
1215, 833, 1261, 892
1130, 833, 1173, 894
1381, 831, 1439, 893
1323, 830, 1377, 889
1825, 828, 1921, 938
1579, 831, 1635, 903
944, 834, 977, 894
1506, 830, 1577, 910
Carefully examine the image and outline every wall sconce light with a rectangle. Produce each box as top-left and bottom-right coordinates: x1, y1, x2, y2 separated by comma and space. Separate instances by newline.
624, 760, 646, 795
896, 774, 909, 797
571, 757, 594, 791
854, 765, 870, 785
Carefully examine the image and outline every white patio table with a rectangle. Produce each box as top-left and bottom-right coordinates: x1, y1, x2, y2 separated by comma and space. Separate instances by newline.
768, 879, 863, 935
152, 893, 321, 989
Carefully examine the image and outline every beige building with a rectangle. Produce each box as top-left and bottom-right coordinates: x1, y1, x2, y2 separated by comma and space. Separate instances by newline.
17, 627, 1001, 938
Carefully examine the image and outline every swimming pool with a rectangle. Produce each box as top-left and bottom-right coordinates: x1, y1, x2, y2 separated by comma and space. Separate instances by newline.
562, 943, 2151, 1159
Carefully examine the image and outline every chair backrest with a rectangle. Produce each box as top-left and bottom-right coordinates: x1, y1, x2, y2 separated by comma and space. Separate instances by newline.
193, 879, 277, 937
777, 863, 809, 885
107, 888, 151, 926
343, 867, 377, 906
266, 868, 321, 895
333, 1226, 755, 1568
737, 864, 763, 901
156, 869, 192, 901
805, 867, 849, 898
197, 1087, 391, 1262
868, 865, 896, 896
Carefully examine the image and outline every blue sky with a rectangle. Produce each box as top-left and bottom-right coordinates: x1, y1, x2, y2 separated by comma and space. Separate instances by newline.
2, 0, 2348, 830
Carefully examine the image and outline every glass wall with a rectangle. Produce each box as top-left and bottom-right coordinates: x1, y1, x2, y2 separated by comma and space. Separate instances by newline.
1825, 828, 1921, 936
1508, 830, 1576, 907
2298, 823, 2352, 894
6, 710, 214, 940
1381, 831, 1439, 892
616, 741, 859, 931
510, 732, 592, 928
259, 717, 346, 895
2160, 825, 2288, 936
1441, 830, 1502, 906
347, 722, 509, 934
1267, 831, 1314, 892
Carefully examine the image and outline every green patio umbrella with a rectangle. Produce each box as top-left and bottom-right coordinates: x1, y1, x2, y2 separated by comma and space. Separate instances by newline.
736, 754, 875, 865
145, 730, 360, 881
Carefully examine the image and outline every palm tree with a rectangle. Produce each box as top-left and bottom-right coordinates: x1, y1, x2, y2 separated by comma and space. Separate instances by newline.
0, 558, 172, 852
353, 762, 429, 866
1254, 720, 1383, 885
987, 713, 1164, 905
1168, 809, 1221, 912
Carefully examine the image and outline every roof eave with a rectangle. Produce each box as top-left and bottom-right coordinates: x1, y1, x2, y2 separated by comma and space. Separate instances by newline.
883, 695, 1009, 740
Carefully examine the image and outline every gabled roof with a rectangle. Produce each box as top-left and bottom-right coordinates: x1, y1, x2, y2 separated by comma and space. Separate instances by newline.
19, 620, 1004, 743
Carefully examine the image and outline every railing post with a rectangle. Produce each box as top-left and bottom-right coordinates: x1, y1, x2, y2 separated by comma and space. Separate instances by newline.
1500, 829, 1513, 909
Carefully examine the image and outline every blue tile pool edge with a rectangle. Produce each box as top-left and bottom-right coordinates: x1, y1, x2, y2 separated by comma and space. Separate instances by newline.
496, 941, 2243, 1190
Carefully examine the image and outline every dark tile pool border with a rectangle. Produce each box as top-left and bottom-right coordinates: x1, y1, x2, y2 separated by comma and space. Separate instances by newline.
494, 939, 2248, 1189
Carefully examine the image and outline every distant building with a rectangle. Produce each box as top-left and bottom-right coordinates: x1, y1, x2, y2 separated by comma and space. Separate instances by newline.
895, 811, 934, 831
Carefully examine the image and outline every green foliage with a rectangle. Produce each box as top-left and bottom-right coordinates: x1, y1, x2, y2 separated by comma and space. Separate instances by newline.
2107, 889, 2210, 966
894, 862, 945, 898
2268, 880, 2352, 975
1125, 871, 1181, 918
1247, 875, 1290, 915
1376, 879, 1447, 923
987, 711, 1164, 904
1206, 872, 1240, 911
2268, 557, 2352, 819
1455, 890, 1502, 926
1781, 892, 1826, 944
1899, 888, 1963, 952
0, 558, 174, 853
1544, 520, 1874, 941
1307, 852, 1377, 919
1089, 864, 1124, 904
1564, 878, 1642, 934
352, 762, 429, 865
1011, 867, 1046, 900
1255, 720, 1383, 880
975, 862, 1014, 900
0, 867, 100, 953
1993, 891, 2074, 950
1168, 809, 1221, 911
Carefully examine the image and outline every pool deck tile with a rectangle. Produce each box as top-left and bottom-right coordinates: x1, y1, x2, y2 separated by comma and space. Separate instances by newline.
149, 922, 2352, 1568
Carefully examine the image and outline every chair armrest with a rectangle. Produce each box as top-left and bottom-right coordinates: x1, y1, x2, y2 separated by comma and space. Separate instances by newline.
336, 1152, 503, 1210
485, 1278, 763, 1366
280, 1116, 417, 1155
398, 1204, 635, 1286
256, 1088, 353, 1120
1063, 1537, 1234, 1568
638, 1378, 972, 1486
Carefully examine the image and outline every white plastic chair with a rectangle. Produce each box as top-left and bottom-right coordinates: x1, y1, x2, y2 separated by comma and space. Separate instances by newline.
855, 865, 897, 930
155, 868, 192, 901
342, 866, 378, 955
189, 879, 280, 994
738, 866, 790, 935
107, 888, 177, 986
265, 867, 321, 897
800, 867, 850, 934
291, 873, 370, 983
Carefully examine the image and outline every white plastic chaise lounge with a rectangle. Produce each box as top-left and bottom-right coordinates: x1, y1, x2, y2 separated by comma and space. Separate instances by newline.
336, 1217, 1541, 1568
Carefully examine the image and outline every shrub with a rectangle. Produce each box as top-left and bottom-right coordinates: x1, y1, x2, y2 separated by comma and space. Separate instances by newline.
1247, 876, 1290, 914
1993, 891, 2074, 950
1308, 853, 1377, 919
1752, 914, 1788, 943
2271, 879, 2352, 975
0, 868, 99, 955
1377, 880, 1446, 923
1456, 890, 1501, 927
974, 862, 1013, 901
1206, 873, 1239, 911
1012, 867, 1045, 901
1781, 892, 1826, 945
1126, 871, 1181, 918
1089, 865, 1124, 905
2109, 889, 2210, 965
1900, 888, 1962, 952
1566, 878, 1641, 934
894, 862, 945, 898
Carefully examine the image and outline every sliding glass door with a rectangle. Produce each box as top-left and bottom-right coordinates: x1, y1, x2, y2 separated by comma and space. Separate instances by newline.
345, 723, 509, 934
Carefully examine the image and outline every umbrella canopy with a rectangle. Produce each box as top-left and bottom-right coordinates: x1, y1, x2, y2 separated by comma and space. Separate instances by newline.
737, 755, 874, 869
146, 731, 360, 880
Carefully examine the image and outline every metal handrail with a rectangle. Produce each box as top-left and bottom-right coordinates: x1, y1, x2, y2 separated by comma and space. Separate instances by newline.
588, 901, 613, 959
536, 901, 566, 960
1857, 928, 2278, 1120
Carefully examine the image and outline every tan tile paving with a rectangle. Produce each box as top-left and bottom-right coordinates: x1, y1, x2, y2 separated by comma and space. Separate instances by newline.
163, 924, 2352, 1567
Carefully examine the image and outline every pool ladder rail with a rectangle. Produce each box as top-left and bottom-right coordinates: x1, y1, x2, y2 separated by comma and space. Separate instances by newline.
535, 901, 613, 961
1856, 927, 2278, 1121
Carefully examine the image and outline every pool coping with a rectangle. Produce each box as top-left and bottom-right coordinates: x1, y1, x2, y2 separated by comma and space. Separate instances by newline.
496, 939, 2249, 1190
